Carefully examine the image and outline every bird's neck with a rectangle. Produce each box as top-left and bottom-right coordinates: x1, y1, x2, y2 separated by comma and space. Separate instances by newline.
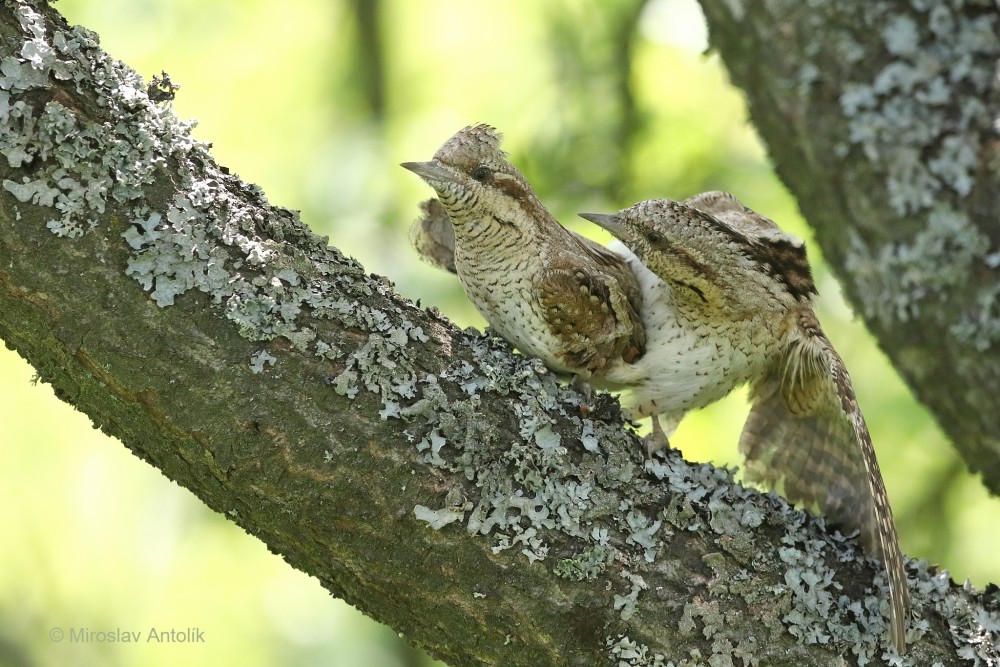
451, 210, 559, 272
663, 265, 800, 334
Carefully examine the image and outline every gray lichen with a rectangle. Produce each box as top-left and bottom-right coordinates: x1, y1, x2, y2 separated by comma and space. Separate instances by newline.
837, 5, 997, 215
821, 1, 1000, 349
554, 543, 614, 581
614, 571, 649, 621
2, 9, 194, 240
606, 634, 667, 667
916, 560, 1000, 664
413, 503, 468, 530
0, 2, 431, 380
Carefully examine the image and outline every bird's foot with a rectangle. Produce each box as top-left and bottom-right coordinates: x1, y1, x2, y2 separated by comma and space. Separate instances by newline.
571, 375, 595, 417
644, 416, 672, 458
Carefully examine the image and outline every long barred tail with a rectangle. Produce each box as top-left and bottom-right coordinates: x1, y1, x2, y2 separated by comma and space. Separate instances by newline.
740, 311, 909, 653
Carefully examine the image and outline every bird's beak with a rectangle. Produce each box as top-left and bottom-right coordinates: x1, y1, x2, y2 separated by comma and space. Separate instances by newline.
400, 160, 460, 186
579, 212, 625, 237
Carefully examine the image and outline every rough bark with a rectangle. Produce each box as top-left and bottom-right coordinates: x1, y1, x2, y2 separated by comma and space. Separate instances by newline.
0, 2, 997, 665
699, 0, 1000, 492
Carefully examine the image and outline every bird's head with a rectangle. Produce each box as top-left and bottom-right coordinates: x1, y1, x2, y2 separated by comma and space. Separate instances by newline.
401, 124, 554, 242
580, 198, 815, 311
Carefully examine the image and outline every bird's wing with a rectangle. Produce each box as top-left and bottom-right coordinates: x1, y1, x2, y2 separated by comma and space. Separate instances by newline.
683, 191, 783, 240
566, 229, 647, 314
740, 309, 908, 653
535, 255, 645, 375
408, 198, 457, 274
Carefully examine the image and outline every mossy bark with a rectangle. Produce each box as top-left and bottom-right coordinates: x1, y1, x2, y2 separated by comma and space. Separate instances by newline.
0, 2, 996, 665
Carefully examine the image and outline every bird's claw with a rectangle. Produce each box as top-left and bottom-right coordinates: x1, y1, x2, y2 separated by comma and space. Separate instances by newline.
644, 416, 672, 458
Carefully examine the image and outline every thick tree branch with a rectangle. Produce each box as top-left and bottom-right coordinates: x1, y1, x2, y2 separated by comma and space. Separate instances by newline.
699, 0, 1000, 491
0, 2, 997, 665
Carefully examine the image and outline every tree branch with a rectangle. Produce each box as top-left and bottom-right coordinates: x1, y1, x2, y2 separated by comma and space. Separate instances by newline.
0, 2, 996, 664
699, 0, 1000, 492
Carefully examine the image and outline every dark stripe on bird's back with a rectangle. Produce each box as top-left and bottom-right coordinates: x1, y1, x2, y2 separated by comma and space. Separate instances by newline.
757, 238, 816, 301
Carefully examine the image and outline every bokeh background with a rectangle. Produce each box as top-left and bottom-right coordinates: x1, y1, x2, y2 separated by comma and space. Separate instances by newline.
2, 1, 996, 665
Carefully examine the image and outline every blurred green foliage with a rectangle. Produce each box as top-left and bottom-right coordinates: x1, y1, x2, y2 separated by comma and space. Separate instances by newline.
1, 1, 996, 665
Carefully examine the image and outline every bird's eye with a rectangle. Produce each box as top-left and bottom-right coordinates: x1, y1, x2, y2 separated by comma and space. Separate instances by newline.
471, 165, 491, 182
645, 230, 665, 245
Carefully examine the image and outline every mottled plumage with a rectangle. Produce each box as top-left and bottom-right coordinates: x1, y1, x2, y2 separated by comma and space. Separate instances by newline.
402, 124, 645, 380
581, 193, 909, 654
409, 198, 457, 274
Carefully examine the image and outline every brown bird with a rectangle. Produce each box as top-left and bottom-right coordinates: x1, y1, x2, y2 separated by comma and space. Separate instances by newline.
401, 124, 645, 384
580, 192, 909, 654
